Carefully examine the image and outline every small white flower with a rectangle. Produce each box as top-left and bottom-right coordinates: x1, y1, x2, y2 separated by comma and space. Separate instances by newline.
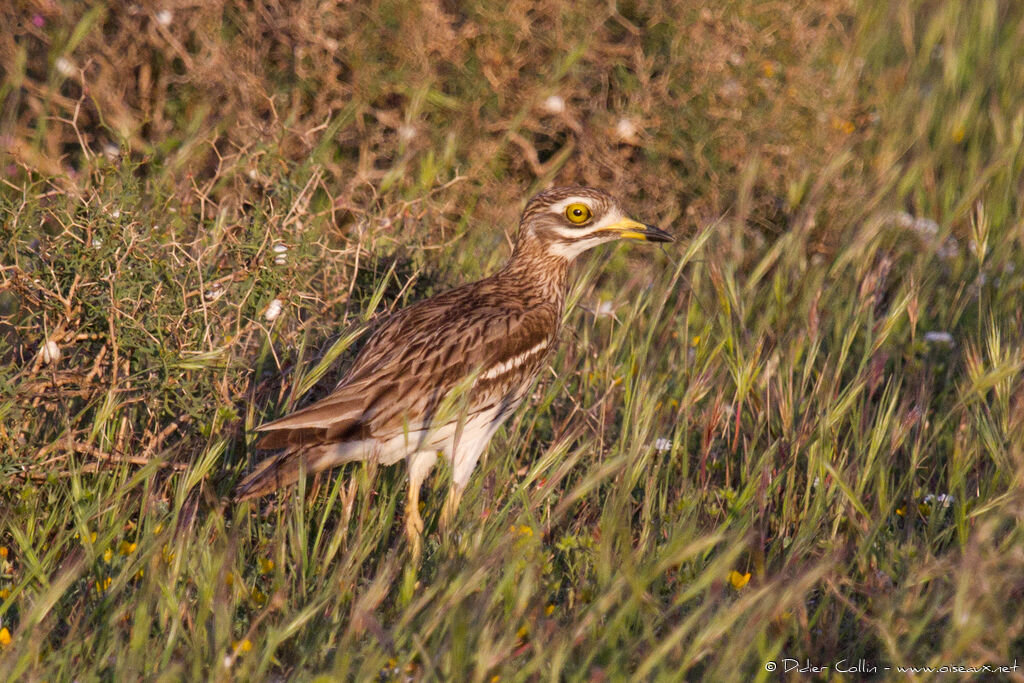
102, 143, 120, 161
272, 243, 288, 265
894, 211, 939, 238
719, 79, 743, 99
92, 237, 103, 248
542, 95, 566, 115
936, 493, 955, 507
936, 239, 960, 260
40, 340, 61, 365
155, 9, 173, 27
110, 209, 121, 219
891, 212, 962, 259
55, 56, 75, 78
654, 438, 672, 452
398, 124, 417, 143
264, 298, 283, 322
924, 331, 954, 345
205, 283, 225, 301
615, 118, 638, 143
594, 300, 616, 318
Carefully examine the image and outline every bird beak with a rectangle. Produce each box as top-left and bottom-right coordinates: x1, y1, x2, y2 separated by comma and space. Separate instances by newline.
598, 217, 675, 243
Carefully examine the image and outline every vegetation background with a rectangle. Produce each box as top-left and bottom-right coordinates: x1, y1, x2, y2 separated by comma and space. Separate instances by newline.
2, 0, 1023, 679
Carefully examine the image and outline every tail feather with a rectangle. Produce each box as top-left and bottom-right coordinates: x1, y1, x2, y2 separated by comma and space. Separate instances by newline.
254, 427, 323, 451
234, 449, 309, 501
233, 441, 371, 501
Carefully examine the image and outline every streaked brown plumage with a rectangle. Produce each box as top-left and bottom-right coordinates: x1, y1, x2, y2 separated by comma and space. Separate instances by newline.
235, 186, 672, 559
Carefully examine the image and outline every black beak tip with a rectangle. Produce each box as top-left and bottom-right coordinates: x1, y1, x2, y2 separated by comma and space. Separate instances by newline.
644, 224, 675, 243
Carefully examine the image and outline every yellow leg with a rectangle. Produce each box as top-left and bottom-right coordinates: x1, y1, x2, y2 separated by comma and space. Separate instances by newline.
439, 483, 465, 532
442, 439, 488, 532
406, 481, 424, 563
405, 451, 437, 563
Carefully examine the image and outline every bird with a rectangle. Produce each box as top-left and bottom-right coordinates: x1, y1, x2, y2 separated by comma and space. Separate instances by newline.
234, 186, 673, 559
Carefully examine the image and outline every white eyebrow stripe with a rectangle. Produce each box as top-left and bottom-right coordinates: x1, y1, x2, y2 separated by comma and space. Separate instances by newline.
480, 340, 550, 380
548, 196, 598, 214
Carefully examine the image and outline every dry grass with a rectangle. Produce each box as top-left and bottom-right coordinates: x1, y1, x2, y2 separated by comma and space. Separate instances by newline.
2, 0, 1024, 679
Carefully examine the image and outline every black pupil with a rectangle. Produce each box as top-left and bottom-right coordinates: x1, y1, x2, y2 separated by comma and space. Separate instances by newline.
573, 208, 583, 216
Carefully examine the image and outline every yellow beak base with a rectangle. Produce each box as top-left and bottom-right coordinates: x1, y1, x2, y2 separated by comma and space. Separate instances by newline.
601, 218, 674, 243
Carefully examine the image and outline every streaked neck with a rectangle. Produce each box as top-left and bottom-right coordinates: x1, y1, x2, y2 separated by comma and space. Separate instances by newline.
500, 231, 572, 302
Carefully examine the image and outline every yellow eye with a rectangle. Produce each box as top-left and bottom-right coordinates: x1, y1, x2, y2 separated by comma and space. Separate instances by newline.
565, 203, 592, 224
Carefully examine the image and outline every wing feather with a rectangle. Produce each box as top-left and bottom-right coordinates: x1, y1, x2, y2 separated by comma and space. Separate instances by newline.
253, 279, 558, 450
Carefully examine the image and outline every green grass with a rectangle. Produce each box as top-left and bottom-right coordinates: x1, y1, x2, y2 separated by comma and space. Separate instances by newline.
2, 0, 1024, 679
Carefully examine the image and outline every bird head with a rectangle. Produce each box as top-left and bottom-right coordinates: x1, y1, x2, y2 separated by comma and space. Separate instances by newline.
517, 186, 673, 260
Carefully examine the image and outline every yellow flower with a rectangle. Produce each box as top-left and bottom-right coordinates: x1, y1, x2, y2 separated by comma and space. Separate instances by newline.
0, 588, 9, 599
162, 544, 175, 564
259, 558, 275, 575
831, 117, 855, 135
516, 624, 529, 640
250, 588, 267, 607
545, 604, 555, 616
895, 507, 905, 516
0, 627, 10, 647
728, 570, 751, 590
119, 541, 137, 556
232, 639, 252, 653
96, 577, 112, 593
103, 548, 113, 564
0, 547, 7, 559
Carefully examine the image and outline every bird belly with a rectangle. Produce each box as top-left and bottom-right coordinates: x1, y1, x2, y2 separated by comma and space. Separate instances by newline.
371, 401, 511, 470
448, 406, 508, 486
